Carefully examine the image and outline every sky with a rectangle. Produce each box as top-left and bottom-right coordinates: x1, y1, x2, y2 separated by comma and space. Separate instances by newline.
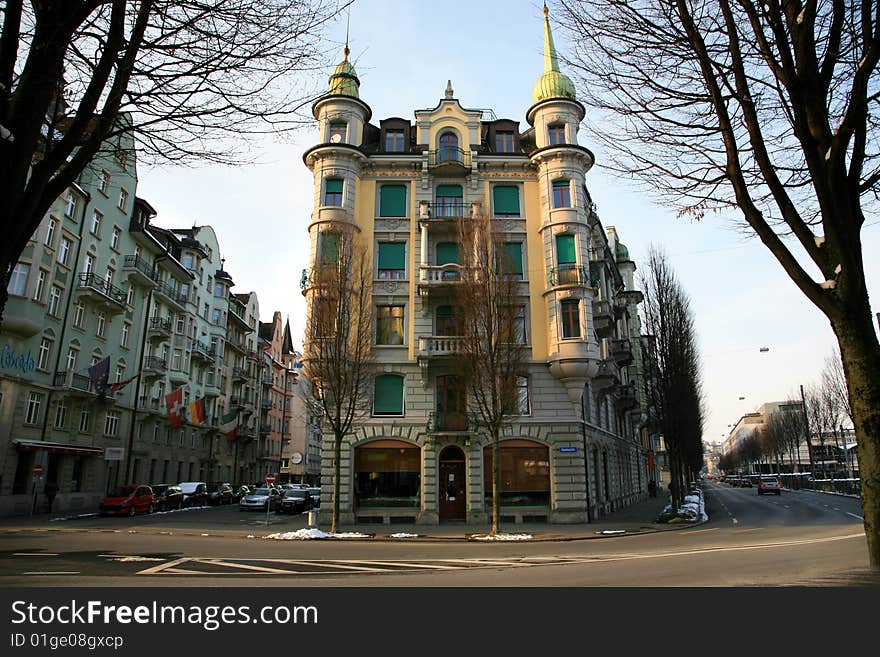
136, 0, 880, 450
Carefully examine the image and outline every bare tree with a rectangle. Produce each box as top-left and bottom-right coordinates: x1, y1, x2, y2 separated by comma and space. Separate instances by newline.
0, 0, 344, 319
639, 246, 705, 510
555, 0, 880, 567
301, 236, 374, 533
454, 205, 529, 536
804, 382, 839, 479
821, 348, 854, 428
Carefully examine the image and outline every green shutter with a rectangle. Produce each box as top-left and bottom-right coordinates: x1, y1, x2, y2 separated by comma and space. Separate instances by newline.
503, 243, 523, 275
379, 185, 407, 217
436, 184, 463, 198
552, 179, 569, 188
436, 242, 460, 265
325, 179, 343, 193
493, 186, 520, 215
378, 242, 406, 270
320, 233, 340, 265
556, 234, 576, 264
374, 375, 403, 415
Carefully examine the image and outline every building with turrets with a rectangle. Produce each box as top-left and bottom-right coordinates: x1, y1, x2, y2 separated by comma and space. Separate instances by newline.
301, 7, 650, 525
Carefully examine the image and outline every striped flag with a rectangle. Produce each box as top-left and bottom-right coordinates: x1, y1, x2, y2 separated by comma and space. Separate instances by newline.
110, 373, 138, 394
189, 398, 206, 426
219, 408, 238, 441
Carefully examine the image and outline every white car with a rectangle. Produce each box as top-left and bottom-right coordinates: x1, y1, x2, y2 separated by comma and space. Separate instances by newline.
239, 487, 281, 511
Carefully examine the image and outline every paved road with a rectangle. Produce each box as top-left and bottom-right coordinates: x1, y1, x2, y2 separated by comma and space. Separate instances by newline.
0, 484, 874, 586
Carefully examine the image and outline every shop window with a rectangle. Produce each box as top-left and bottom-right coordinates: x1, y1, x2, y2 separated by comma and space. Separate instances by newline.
354, 440, 421, 508
483, 440, 550, 507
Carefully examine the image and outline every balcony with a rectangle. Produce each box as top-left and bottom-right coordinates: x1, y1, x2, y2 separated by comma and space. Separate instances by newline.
142, 356, 167, 379
227, 300, 250, 330
613, 295, 629, 319
147, 317, 172, 343
229, 395, 243, 407
76, 273, 126, 313
547, 265, 590, 288
142, 397, 161, 412
261, 375, 274, 388
259, 423, 272, 436
614, 381, 639, 411
225, 337, 248, 355
417, 335, 463, 359
260, 399, 272, 411
592, 299, 615, 338
610, 338, 634, 367
417, 264, 463, 295
232, 367, 249, 382
154, 280, 187, 311
421, 201, 469, 222
122, 255, 158, 288
169, 368, 188, 385
618, 289, 645, 306
427, 147, 471, 175
203, 380, 221, 398
191, 340, 215, 363
425, 411, 480, 433
246, 350, 260, 363
53, 370, 93, 397
591, 358, 620, 393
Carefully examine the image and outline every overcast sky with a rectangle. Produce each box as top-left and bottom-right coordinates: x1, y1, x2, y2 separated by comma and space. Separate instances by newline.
137, 0, 880, 448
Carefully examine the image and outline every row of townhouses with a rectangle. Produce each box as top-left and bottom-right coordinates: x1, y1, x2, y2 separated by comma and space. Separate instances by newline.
301, 10, 656, 525
0, 132, 320, 516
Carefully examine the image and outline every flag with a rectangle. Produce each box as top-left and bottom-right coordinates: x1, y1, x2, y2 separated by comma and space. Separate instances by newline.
88, 356, 110, 394
110, 373, 138, 394
219, 408, 239, 441
165, 387, 185, 429
189, 398, 206, 426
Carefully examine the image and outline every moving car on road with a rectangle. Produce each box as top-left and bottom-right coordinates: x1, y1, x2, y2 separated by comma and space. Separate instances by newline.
151, 484, 184, 511
239, 487, 281, 512
99, 485, 154, 517
758, 477, 782, 495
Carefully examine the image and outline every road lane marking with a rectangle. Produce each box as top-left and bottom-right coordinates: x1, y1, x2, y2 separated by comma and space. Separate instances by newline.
684, 528, 719, 534
846, 512, 864, 520
22, 571, 80, 575
13, 553, 59, 556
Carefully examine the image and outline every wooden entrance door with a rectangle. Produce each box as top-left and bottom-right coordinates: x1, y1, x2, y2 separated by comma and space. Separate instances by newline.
439, 446, 466, 521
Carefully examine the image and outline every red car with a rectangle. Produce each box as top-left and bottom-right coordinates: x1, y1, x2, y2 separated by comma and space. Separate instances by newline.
99, 485, 155, 516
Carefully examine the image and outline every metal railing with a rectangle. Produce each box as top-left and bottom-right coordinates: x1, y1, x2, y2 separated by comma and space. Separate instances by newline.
53, 370, 92, 392
427, 147, 471, 168
77, 273, 126, 305
547, 265, 589, 287
425, 411, 480, 433
148, 316, 172, 334
143, 356, 167, 372
427, 201, 468, 219
191, 340, 215, 360
123, 254, 157, 282
232, 366, 249, 381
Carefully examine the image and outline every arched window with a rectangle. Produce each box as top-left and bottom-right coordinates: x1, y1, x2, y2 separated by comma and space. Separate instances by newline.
438, 132, 458, 162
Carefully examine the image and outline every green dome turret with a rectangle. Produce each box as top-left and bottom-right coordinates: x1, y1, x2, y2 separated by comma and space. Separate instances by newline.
328, 47, 360, 98
616, 241, 630, 260
532, 5, 576, 104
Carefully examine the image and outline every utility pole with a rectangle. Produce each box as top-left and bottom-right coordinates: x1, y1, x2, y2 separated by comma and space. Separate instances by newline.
800, 384, 815, 487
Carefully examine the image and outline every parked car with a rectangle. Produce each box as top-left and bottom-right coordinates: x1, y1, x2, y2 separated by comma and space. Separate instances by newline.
740, 478, 753, 488
151, 484, 184, 512
99, 485, 154, 517
758, 477, 782, 495
179, 481, 208, 507
239, 487, 281, 511
278, 489, 312, 515
207, 483, 234, 505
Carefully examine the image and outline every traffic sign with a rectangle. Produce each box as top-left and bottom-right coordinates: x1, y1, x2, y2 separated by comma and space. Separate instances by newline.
32, 465, 43, 476
265, 473, 276, 485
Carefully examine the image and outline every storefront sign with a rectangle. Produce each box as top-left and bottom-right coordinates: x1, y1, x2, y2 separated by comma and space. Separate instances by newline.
104, 447, 125, 461
558, 446, 578, 453
1, 344, 36, 374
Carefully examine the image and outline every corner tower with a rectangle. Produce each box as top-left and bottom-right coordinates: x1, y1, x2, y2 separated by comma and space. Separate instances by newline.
527, 5, 599, 406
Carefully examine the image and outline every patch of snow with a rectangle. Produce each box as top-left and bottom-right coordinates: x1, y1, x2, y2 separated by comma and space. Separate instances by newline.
200, 533, 209, 536
108, 556, 165, 562
151, 506, 208, 515
264, 529, 371, 540
49, 513, 98, 522
390, 533, 419, 538
599, 530, 626, 535
246, 535, 255, 539
470, 533, 533, 541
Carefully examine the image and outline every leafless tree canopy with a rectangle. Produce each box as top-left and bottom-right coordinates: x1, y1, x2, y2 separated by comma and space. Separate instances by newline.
302, 235, 374, 532
455, 209, 529, 535
639, 246, 705, 508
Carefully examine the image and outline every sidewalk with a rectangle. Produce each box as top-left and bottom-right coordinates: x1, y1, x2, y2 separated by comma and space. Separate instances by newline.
0, 492, 698, 542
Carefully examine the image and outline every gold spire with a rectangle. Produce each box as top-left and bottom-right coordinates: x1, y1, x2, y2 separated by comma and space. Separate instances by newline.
532, 3, 576, 104
328, 43, 359, 98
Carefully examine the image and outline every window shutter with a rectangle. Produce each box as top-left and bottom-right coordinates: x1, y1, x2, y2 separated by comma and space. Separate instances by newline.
378, 243, 406, 270
379, 185, 407, 217
435, 242, 460, 265
436, 184, 463, 198
493, 186, 520, 215
503, 243, 523, 275
320, 233, 340, 265
374, 375, 404, 415
556, 234, 576, 264
325, 179, 343, 194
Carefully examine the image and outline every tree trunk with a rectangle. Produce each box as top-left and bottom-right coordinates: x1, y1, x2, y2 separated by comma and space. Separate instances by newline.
491, 433, 499, 536
833, 315, 880, 569
331, 432, 342, 534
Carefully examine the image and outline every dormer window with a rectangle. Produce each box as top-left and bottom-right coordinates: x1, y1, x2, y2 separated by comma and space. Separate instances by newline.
385, 129, 405, 152
548, 123, 565, 145
328, 122, 347, 143
496, 131, 515, 153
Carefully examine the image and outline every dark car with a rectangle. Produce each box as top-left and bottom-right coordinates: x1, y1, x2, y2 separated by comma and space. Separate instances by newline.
278, 489, 312, 515
307, 487, 321, 508
740, 478, 753, 488
179, 482, 208, 507
99, 485, 154, 517
151, 484, 184, 511
207, 483, 234, 505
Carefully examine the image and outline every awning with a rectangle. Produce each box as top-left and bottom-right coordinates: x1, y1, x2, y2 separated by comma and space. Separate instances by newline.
13, 439, 104, 457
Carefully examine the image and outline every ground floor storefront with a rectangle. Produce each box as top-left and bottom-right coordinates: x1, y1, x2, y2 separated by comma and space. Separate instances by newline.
317, 421, 648, 525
